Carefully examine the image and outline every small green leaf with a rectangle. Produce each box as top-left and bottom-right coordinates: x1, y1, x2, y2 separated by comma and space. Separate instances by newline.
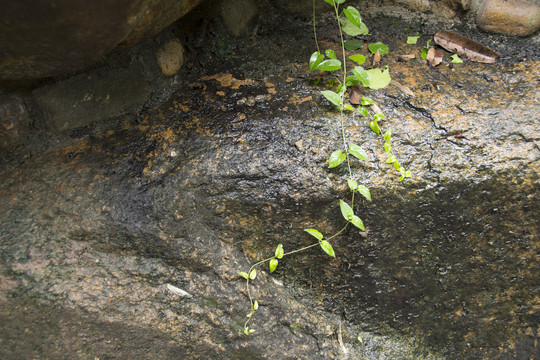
358, 334, 363, 344
253, 300, 259, 311
344, 39, 364, 50
421, 47, 429, 59
324, 0, 333, 5
357, 106, 369, 117
357, 185, 371, 202
321, 90, 342, 107
316, 59, 342, 72
269, 258, 278, 273
383, 129, 392, 141
325, 49, 337, 59
349, 54, 367, 65
366, 68, 391, 89
309, 51, 324, 72
348, 143, 368, 161
393, 160, 400, 171
340, 19, 369, 37
407, 36, 420, 44
246, 312, 252, 318
351, 215, 365, 230
275, 244, 284, 259
345, 75, 360, 87
249, 269, 257, 280
344, 103, 355, 112
352, 66, 369, 87
239, 271, 249, 280
320, 240, 336, 258
304, 229, 323, 241
368, 42, 389, 55
386, 155, 397, 164
328, 149, 346, 168
360, 96, 374, 105
335, 0, 346, 4
370, 120, 380, 135
374, 113, 386, 121
450, 54, 463, 63
384, 141, 391, 153
347, 179, 358, 191
343, 6, 362, 27
340, 199, 354, 221
244, 326, 255, 335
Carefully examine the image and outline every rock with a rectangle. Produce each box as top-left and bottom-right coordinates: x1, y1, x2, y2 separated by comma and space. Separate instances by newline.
33, 62, 150, 131
0, 0, 204, 80
156, 40, 185, 76
477, 0, 540, 36
221, 0, 258, 37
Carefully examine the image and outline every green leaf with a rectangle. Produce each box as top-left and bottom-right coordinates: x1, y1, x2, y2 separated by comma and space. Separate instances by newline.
383, 129, 392, 141
239, 271, 249, 280
340, 19, 369, 36
320, 240, 336, 258
386, 155, 397, 164
328, 149, 346, 168
352, 66, 370, 87
304, 228, 323, 241
349, 54, 367, 65
450, 54, 463, 63
321, 90, 342, 107
244, 326, 255, 335
368, 42, 389, 55
343, 6, 362, 27
384, 141, 391, 153
351, 215, 365, 230
421, 47, 429, 59
348, 143, 368, 161
366, 68, 391, 89
360, 96, 374, 105
309, 51, 324, 72
269, 258, 278, 272
344, 39, 363, 51
357, 185, 371, 202
370, 120, 380, 135
253, 300, 259, 310
275, 244, 284, 259
325, 49, 337, 59
249, 269, 257, 280
335, 0, 346, 4
407, 36, 420, 44
344, 104, 355, 112
340, 199, 354, 221
316, 59, 342, 71
345, 75, 360, 87
357, 106, 369, 117
347, 179, 358, 191
374, 113, 386, 122
393, 160, 400, 171
324, 0, 334, 5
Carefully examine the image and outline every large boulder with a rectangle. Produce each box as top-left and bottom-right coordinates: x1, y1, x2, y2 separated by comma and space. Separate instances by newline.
0, 0, 202, 80
1, 4, 538, 359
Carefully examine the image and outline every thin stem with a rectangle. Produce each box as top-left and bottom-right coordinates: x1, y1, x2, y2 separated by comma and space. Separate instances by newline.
313, 0, 320, 53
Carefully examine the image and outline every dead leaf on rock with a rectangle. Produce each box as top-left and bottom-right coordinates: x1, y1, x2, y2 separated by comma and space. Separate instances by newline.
390, 80, 415, 97
349, 86, 363, 105
373, 49, 381, 67
426, 47, 443, 67
434, 30, 499, 63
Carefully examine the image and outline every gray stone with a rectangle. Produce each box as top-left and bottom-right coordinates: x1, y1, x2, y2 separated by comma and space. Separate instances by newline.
221, 0, 258, 37
33, 62, 151, 131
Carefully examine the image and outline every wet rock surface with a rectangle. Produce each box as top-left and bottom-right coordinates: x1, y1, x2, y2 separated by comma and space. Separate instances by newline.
1, 2, 539, 359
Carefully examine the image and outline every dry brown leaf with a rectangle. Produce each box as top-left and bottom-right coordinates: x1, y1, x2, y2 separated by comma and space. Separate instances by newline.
373, 49, 381, 67
434, 30, 499, 63
349, 86, 363, 105
427, 47, 443, 67
390, 80, 415, 97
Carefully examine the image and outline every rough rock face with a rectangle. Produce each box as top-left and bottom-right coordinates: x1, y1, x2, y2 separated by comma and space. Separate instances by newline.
0, 0, 203, 80
1, 3, 539, 360
477, 0, 540, 36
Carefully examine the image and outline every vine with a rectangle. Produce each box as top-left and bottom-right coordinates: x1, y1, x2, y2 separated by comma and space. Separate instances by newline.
239, 0, 410, 335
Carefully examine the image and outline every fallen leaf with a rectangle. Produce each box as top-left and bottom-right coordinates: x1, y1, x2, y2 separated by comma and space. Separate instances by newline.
390, 80, 415, 97
433, 30, 499, 63
373, 49, 381, 67
426, 47, 443, 67
349, 86, 363, 105
370, 103, 384, 115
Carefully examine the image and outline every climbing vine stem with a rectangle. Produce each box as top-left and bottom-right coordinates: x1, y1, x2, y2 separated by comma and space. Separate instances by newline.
239, 0, 410, 335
